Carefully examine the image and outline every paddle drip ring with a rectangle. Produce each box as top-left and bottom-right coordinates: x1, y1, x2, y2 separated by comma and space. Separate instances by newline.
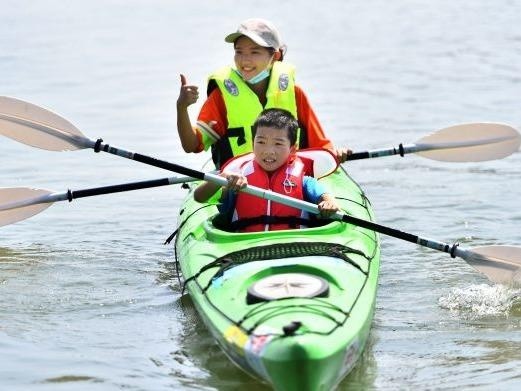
450, 243, 459, 258
94, 138, 103, 153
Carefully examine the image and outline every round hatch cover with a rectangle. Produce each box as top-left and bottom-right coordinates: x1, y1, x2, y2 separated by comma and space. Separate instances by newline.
247, 273, 329, 304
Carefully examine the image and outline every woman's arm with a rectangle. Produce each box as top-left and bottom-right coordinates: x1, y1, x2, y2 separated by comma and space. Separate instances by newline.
296, 86, 352, 162
176, 74, 201, 152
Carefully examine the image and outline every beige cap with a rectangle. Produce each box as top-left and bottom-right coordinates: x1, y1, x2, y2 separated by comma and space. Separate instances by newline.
225, 18, 283, 50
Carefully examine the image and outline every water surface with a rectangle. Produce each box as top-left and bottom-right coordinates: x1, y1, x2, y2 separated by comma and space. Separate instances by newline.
1, 1, 521, 390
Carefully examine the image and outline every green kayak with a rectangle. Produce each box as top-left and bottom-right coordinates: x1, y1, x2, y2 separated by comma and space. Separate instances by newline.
174, 165, 380, 391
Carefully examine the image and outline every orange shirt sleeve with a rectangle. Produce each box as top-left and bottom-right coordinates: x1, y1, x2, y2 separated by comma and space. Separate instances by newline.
194, 89, 228, 152
295, 85, 334, 151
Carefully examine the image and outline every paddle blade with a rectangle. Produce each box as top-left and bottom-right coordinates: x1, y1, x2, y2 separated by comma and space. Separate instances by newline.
0, 96, 91, 151
416, 123, 520, 162
0, 188, 54, 227
462, 245, 521, 286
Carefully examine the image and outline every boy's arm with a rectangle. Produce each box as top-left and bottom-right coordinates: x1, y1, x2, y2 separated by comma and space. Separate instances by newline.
193, 172, 248, 203
193, 181, 222, 203
317, 193, 340, 217
303, 176, 340, 217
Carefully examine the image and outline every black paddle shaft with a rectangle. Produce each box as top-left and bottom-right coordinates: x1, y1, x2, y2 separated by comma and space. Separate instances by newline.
341, 213, 458, 256
94, 140, 206, 181
340, 214, 417, 243
346, 144, 405, 161
68, 177, 173, 201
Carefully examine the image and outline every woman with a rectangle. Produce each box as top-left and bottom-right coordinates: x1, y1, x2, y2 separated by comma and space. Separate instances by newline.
176, 18, 351, 168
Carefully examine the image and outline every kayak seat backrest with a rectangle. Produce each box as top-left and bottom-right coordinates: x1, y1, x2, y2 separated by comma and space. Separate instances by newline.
222, 148, 339, 179
295, 148, 339, 178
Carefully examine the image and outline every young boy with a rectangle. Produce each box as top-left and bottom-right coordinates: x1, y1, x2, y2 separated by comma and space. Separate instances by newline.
194, 108, 340, 232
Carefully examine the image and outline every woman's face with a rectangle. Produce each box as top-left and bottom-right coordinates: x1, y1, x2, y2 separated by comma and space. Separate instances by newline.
233, 36, 275, 81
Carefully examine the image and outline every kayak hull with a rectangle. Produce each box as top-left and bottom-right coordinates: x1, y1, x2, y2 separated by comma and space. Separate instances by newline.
174, 167, 380, 390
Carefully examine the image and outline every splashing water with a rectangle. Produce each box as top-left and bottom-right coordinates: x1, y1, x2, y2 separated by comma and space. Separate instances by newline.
438, 284, 521, 317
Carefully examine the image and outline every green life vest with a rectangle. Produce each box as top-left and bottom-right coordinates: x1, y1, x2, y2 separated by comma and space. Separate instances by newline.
208, 62, 299, 167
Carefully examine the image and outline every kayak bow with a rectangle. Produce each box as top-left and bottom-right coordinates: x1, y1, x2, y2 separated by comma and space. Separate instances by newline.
174, 166, 380, 390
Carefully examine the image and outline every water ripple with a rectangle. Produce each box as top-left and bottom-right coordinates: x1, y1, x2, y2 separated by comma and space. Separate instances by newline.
439, 284, 521, 317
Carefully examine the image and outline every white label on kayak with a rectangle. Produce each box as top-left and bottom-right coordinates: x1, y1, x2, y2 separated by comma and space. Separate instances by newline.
342, 337, 361, 374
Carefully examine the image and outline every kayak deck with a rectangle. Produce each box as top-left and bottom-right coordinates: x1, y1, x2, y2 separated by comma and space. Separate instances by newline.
174, 167, 380, 390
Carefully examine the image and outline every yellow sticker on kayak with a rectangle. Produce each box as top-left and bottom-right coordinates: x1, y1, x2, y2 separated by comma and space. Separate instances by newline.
224, 325, 248, 354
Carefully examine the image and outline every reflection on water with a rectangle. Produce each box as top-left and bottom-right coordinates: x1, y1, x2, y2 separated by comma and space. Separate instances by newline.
0, 245, 53, 264
454, 339, 521, 366
434, 338, 521, 390
176, 294, 272, 390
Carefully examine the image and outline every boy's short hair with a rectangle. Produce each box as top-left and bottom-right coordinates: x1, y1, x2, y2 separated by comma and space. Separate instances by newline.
252, 108, 298, 146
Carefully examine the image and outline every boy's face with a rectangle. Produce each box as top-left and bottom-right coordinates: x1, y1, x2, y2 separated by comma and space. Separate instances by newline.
253, 126, 295, 172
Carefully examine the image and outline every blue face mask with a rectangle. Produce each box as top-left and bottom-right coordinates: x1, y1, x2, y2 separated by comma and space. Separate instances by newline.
236, 68, 270, 85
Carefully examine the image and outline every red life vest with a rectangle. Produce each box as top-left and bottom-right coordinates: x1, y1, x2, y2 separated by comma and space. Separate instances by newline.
220, 149, 338, 232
